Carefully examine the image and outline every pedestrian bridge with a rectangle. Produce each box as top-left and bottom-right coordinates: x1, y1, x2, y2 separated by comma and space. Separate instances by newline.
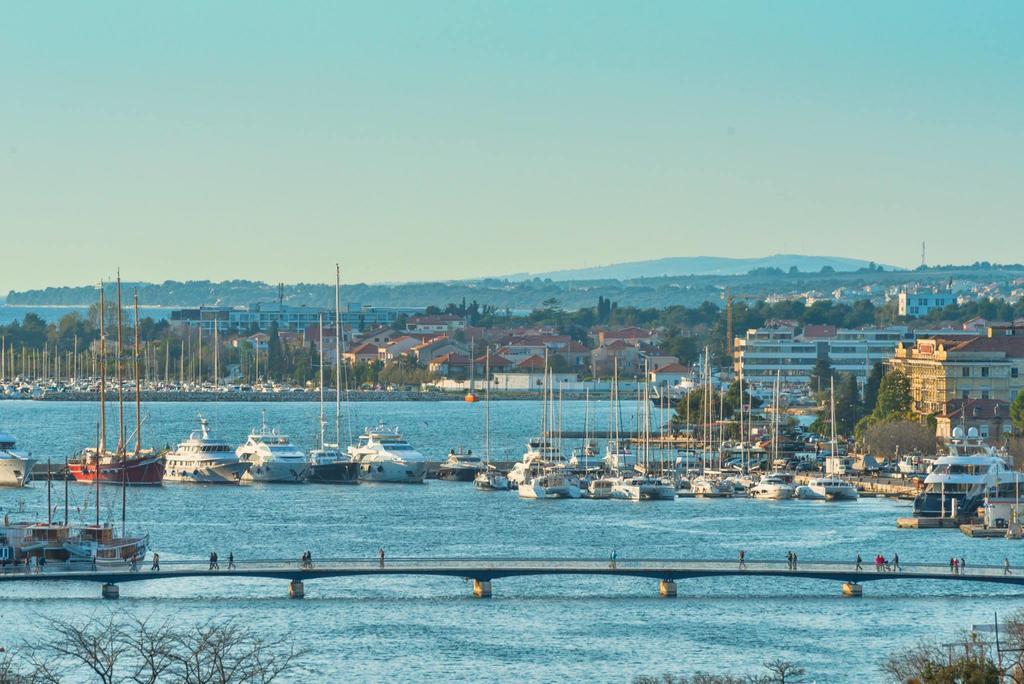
0, 558, 1020, 599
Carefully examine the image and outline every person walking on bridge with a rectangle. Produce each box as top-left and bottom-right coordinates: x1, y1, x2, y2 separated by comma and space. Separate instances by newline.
609, 549, 617, 569
1005, 557, 1012, 575
959, 556, 966, 574
151, 553, 160, 571
892, 553, 900, 572
855, 554, 862, 572
228, 552, 235, 570
378, 547, 385, 568
738, 550, 746, 570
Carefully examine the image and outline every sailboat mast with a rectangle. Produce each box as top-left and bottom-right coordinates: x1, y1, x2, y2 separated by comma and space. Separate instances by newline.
95, 421, 100, 527
116, 275, 125, 455
318, 314, 325, 450
47, 458, 52, 525
133, 292, 142, 455
99, 284, 107, 454
830, 375, 837, 475
484, 347, 490, 465
64, 451, 69, 525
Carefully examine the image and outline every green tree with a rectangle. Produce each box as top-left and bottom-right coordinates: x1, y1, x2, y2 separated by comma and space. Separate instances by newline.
266, 322, 286, 380
873, 370, 912, 419
808, 357, 832, 398
863, 362, 885, 412
1011, 391, 1024, 434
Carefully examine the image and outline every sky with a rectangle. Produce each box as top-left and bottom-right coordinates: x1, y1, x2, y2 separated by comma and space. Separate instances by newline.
1, 2, 1022, 291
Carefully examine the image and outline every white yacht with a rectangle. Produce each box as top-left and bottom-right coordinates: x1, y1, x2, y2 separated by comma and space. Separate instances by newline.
794, 484, 827, 500
0, 431, 35, 487
690, 475, 733, 498
237, 418, 309, 483
610, 475, 676, 501
507, 439, 555, 489
587, 475, 622, 499
912, 426, 1021, 520
164, 417, 251, 484
348, 424, 427, 483
602, 440, 637, 472
474, 466, 510, 491
517, 465, 581, 499
807, 476, 859, 501
751, 473, 795, 500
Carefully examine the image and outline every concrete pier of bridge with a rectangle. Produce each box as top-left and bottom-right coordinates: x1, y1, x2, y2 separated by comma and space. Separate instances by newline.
472, 579, 492, 598
101, 583, 119, 599
289, 580, 305, 599
659, 580, 677, 597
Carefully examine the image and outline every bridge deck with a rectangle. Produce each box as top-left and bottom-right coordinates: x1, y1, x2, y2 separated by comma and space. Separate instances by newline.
1, 558, 1020, 589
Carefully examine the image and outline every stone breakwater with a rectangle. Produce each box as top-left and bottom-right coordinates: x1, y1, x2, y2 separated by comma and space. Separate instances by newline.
34, 391, 591, 402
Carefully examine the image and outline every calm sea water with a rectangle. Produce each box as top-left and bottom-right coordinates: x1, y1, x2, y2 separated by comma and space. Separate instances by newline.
0, 304, 170, 325
0, 399, 1021, 682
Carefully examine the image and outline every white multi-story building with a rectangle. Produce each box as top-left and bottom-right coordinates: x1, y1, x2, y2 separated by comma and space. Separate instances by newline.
898, 291, 956, 317
733, 326, 917, 387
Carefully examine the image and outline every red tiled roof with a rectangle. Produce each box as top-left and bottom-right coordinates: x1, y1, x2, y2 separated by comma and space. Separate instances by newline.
802, 324, 837, 339
652, 363, 689, 373
516, 355, 546, 370
348, 342, 378, 355
947, 336, 1024, 358
940, 398, 1010, 419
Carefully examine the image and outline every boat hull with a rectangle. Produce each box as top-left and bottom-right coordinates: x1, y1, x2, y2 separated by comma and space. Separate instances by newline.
307, 461, 359, 484
357, 460, 427, 484
241, 460, 308, 483
438, 465, 481, 482
164, 461, 250, 484
0, 457, 36, 487
68, 455, 165, 485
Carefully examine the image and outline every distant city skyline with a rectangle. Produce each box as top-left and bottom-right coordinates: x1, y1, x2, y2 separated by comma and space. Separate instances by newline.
2, 2, 1022, 291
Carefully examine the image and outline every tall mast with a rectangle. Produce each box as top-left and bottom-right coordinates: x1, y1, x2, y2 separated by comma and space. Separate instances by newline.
335, 265, 342, 447
484, 347, 490, 465
94, 421, 100, 527
116, 275, 125, 455
64, 450, 69, 525
318, 313, 325, 450
47, 457, 52, 525
133, 292, 142, 455
98, 284, 107, 454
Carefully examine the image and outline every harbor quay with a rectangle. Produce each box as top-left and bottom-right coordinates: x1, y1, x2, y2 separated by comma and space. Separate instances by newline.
3, 556, 1021, 601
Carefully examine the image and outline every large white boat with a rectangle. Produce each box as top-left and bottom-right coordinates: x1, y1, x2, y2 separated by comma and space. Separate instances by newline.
164, 417, 251, 484
0, 431, 35, 487
610, 475, 676, 501
751, 473, 795, 500
517, 466, 581, 499
237, 418, 309, 483
691, 475, 734, 498
913, 426, 1021, 520
348, 424, 427, 483
807, 476, 859, 501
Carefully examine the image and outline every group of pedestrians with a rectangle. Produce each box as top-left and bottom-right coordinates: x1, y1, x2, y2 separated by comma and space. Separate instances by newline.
208, 551, 235, 571
786, 551, 798, 570
871, 553, 900, 572
301, 551, 314, 569
950, 557, 967, 574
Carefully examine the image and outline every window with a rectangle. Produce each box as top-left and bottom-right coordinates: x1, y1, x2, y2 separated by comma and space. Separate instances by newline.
962, 367, 970, 377
981, 367, 989, 378
962, 390, 970, 399
982, 390, 990, 399
1013, 368, 1020, 378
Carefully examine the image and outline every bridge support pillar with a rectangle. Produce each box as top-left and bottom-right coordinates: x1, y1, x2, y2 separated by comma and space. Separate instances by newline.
659, 580, 677, 598
289, 580, 305, 599
842, 582, 863, 598
101, 583, 119, 600
473, 579, 492, 598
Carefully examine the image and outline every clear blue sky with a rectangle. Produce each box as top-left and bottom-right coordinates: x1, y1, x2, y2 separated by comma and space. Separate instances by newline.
2, 2, 1021, 290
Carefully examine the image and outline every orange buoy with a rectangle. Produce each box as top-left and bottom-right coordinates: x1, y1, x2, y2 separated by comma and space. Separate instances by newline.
464, 393, 478, 403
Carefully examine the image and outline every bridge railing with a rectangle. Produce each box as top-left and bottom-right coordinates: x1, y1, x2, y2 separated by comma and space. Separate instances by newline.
0, 557, 1014, 579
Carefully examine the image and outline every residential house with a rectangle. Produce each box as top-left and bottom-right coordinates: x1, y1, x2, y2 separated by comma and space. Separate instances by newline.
405, 315, 465, 334
343, 342, 380, 365
935, 398, 1013, 440
428, 353, 471, 379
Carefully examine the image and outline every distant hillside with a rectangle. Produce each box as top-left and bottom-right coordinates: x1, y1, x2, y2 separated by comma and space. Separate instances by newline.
522, 254, 896, 281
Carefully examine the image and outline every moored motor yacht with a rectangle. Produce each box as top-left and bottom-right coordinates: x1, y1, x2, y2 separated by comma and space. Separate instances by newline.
237, 417, 309, 483
438, 448, 484, 482
751, 473, 795, 500
690, 475, 734, 498
307, 446, 359, 484
474, 466, 510, 491
0, 430, 36, 487
912, 426, 1021, 520
517, 466, 581, 499
164, 417, 250, 484
610, 475, 676, 501
807, 476, 859, 501
348, 424, 427, 483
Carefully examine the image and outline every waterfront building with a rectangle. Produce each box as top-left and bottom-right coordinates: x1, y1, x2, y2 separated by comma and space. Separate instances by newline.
888, 325, 1024, 415
405, 315, 465, 334
897, 290, 956, 317
733, 325, 914, 387
934, 398, 1013, 440
171, 303, 422, 334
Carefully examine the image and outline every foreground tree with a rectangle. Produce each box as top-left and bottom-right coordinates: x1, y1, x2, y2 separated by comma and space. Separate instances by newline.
4, 614, 304, 683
